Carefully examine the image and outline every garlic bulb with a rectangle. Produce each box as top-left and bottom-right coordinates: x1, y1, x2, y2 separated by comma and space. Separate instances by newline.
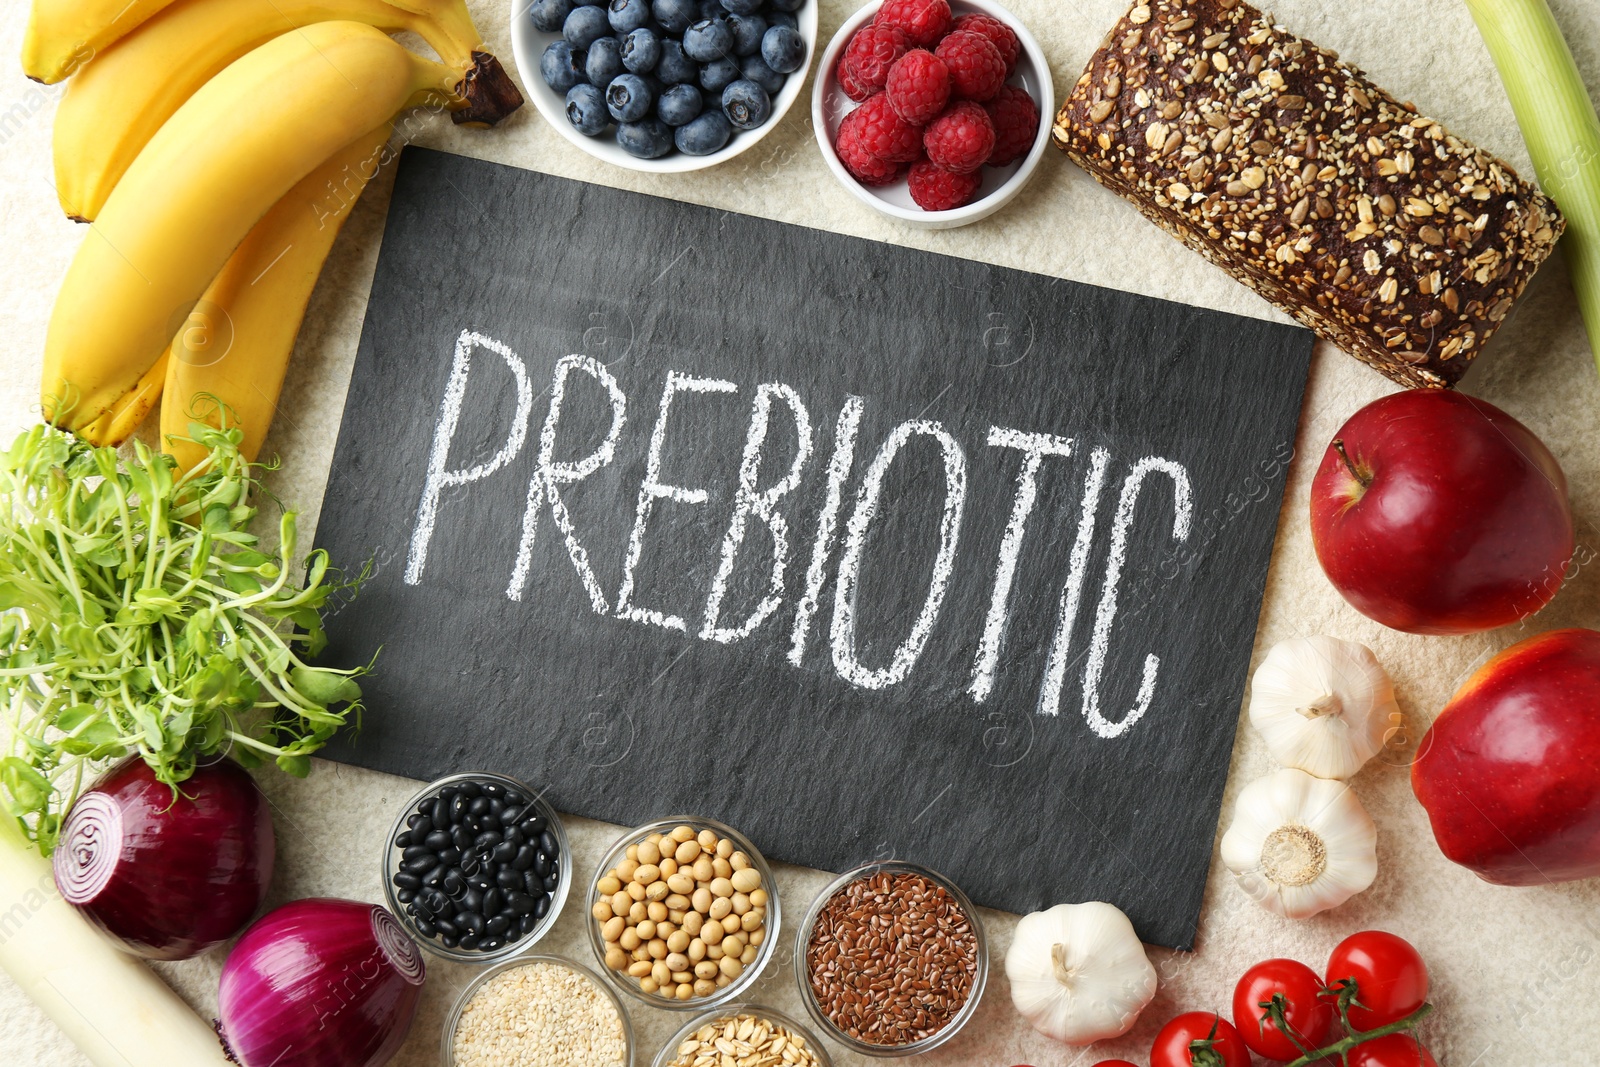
1220, 768, 1378, 920
1004, 900, 1157, 1045
1249, 635, 1397, 779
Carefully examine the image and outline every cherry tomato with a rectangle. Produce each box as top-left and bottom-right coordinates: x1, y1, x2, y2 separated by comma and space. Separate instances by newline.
1346, 1033, 1439, 1067
1090, 1062, 1141, 1067
1232, 957, 1335, 1060
1151, 1011, 1251, 1067
1325, 931, 1429, 1031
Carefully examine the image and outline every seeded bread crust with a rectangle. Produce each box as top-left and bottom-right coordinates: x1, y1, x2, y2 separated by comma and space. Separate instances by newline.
1051, 0, 1564, 388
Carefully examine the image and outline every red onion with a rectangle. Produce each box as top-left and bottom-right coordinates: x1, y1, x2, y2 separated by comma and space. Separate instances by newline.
219, 898, 426, 1067
52, 755, 274, 960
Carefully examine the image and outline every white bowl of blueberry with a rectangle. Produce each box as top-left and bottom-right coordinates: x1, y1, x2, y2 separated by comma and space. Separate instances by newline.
512, 0, 818, 169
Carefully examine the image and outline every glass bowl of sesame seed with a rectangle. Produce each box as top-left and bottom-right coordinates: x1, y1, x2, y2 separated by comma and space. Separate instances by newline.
443, 953, 635, 1067
793, 859, 988, 1057
586, 816, 782, 1012
652, 1004, 833, 1067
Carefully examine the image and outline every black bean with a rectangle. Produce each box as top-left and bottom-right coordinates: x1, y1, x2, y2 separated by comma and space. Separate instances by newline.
474, 829, 502, 851
422, 865, 446, 888
539, 829, 559, 857
519, 816, 546, 838
489, 797, 506, 818
414, 918, 437, 938
482, 782, 505, 798
440, 932, 460, 948
533, 894, 551, 920
437, 786, 459, 811
518, 912, 538, 935
434, 917, 457, 937
504, 827, 523, 848
460, 856, 483, 881
450, 825, 471, 852
485, 914, 511, 938
457, 780, 481, 798
424, 829, 452, 851
459, 911, 486, 936
506, 844, 531, 871
482, 888, 501, 915
402, 853, 436, 875
392, 871, 420, 890
406, 813, 429, 833
495, 869, 522, 890
395, 830, 414, 848
442, 870, 466, 898
459, 932, 480, 951
523, 871, 542, 895
462, 888, 484, 915
491, 841, 516, 865
466, 796, 488, 818
542, 872, 558, 892
396, 887, 416, 904
401, 845, 431, 863
480, 938, 503, 951
404, 901, 417, 916
504, 891, 534, 915
449, 792, 468, 823
437, 847, 463, 867
430, 796, 451, 832
424, 888, 451, 915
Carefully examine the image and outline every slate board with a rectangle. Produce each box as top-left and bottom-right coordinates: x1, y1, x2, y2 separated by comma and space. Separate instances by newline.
315, 147, 1313, 950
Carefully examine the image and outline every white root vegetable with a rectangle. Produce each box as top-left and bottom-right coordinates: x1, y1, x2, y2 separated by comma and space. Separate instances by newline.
0, 814, 234, 1067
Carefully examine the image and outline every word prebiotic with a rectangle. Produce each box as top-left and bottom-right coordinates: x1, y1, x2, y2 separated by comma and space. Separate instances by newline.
405, 330, 1195, 737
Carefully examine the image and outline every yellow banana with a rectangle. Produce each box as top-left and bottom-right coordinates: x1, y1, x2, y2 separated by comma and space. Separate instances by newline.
41, 21, 459, 434
23, 0, 179, 82
161, 123, 393, 471
53, 0, 480, 222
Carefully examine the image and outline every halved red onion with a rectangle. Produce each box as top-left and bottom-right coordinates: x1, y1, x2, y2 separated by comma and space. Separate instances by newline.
219, 898, 426, 1067
53, 755, 274, 960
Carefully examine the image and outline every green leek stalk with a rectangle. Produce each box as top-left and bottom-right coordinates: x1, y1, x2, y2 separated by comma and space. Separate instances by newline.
1466, 0, 1600, 373
0, 815, 234, 1067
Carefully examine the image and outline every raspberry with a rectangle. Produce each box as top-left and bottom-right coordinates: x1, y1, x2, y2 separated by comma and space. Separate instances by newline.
908, 159, 982, 211
837, 107, 910, 186
874, 0, 952, 48
838, 59, 871, 102
850, 92, 924, 163
951, 13, 1020, 73
984, 85, 1039, 166
884, 49, 950, 126
923, 100, 994, 173
934, 30, 1006, 102
840, 23, 910, 96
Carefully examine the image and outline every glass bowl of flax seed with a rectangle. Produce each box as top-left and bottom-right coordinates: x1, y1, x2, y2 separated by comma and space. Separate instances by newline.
794, 860, 988, 1056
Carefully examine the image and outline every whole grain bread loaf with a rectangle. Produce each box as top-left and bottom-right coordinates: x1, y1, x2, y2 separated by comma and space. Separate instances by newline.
1052, 0, 1563, 388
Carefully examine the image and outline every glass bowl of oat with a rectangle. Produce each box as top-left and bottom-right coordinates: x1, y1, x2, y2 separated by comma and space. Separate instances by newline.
652, 1004, 832, 1067
444, 953, 634, 1067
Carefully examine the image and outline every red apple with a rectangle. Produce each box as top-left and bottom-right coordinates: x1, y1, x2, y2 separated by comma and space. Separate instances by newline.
1309, 389, 1573, 635
1413, 628, 1600, 885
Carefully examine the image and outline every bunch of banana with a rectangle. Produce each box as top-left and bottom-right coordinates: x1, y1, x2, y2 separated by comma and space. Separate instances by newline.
31, 0, 522, 468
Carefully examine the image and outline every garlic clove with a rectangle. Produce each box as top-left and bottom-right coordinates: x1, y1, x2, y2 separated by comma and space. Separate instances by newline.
1220, 768, 1377, 920
1249, 635, 1398, 779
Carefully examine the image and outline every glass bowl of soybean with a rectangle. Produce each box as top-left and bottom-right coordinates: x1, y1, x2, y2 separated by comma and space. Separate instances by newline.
383, 771, 571, 965
586, 816, 781, 1011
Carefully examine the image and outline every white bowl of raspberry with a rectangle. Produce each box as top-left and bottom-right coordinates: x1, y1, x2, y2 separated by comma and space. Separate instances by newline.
812, 0, 1052, 229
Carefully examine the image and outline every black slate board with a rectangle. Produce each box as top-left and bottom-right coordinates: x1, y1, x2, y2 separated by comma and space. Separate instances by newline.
315, 148, 1312, 950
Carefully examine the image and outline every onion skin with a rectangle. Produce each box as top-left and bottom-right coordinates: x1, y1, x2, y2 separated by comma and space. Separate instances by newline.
53, 756, 274, 961
219, 898, 426, 1067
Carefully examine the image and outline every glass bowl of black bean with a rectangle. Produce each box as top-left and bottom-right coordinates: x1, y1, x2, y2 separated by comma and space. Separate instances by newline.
793, 859, 988, 1057
383, 771, 571, 964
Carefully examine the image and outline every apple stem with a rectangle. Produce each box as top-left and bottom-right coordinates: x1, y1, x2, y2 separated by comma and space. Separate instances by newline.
1332, 438, 1371, 489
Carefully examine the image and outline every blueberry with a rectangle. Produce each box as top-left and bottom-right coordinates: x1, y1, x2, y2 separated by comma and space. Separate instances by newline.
617, 118, 674, 157
620, 27, 660, 72
657, 82, 703, 125
675, 109, 731, 154
585, 36, 623, 87
718, 0, 762, 13
608, 0, 651, 33
539, 40, 585, 92
760, 24, 804, 73
656, 39, 697, 83
726, 12, 766, 55
529, 0, 574, 32
606, 72, 655, 122
563, 4, 611, 48
700, 56, 739, 92
768, 11, 797, 30
721, 78, 770, 129
740, 52, 784, 93
682, 18, 733, 61
697, 0, 723, 18
765, 0, 803, 10
652, 0, 698, 33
